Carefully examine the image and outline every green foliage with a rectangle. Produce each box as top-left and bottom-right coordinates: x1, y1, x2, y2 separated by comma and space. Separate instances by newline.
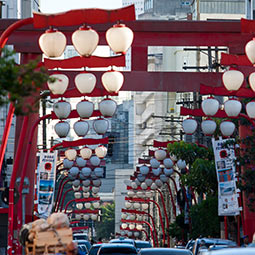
189, 196, 220, 239
169, 213, 188, 241
0, 48, 50, 115
95, 202, 115, 240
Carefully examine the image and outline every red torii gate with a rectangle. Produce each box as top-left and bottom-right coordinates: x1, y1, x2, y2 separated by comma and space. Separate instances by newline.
0, 6, 255, 252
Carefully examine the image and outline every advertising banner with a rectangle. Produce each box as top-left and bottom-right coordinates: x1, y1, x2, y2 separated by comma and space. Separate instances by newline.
37, 151, 58, 218
212, 138, 240, 216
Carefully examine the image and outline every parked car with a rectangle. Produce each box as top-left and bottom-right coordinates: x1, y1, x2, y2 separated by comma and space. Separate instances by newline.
192, 238, 237, 255
135, 240, 152, 251
138, 248, 192, 255
73, 240, 91, 254
202, 247, 255, 255
110, 238, 136, 247
78, 244, 88, 255
185, 240, 195, 252
98, 243, 137, 255
89, 244, 103, 255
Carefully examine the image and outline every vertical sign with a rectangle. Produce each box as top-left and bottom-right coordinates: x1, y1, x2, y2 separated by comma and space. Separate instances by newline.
212, 138, 240, 216
37, 151, 57, 218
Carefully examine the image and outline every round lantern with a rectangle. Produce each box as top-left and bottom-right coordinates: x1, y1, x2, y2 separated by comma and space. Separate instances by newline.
68, 174, 75, 181
72, 185, 80, 191
72, 25, 99, 57
135, 178, 141, 186
90, 156, 101, 166
74, 192, 82, 199
201, 97, 219, 116
82, 179, 91, 187
140, 165, 149, 175
106, 24, 134, 54
133, 203, 141, 210
222, 70, 244, 91
182, 118, 198, 135
224, 99, 242, 117
127, 231, 133, 237
134, 232, 140, 237
128, 191, 135, 197
74, 72, 96, 94
249, 72, 255, 92
65, 149, 77, 161
83, 192, 90, 198
91, 214, 98, 221
54, 121, 70, 138
125, 202, 132, 209
75, 214, 82, 221
121, 213, 128, 219
142, 203, 149, 210
137, 174, 146, 182
84, 202, 91, 209
95, 146, 107, 158
73, 120, 89, 137
131, 182, 138, 189
63, 158, 73, 169
82, 186, 90, 193
129, 223, 135, 230
137, 191, 144, 198
177, 159, 186, 170
99, 98, 117, 117
81, 167, 92, 177
39, 28, 66, 58
83, 214, 90, 221
164, 168, 174, 176
93, 202, 100, 209
76, 100, 94, 119
145, 178, 153, 187
246, 101, 255, 119
72, 180, 80, 187
163, 158, 173, 168
129, 214, 136, 221
93, 118, 109, 135
136, 224, 143, 231
53, 100, 71, 119
76, 203, 83, 210
160, 174, 168, 183
152, 168, 161, 176
121, 223, 128, 229
69, 167, 79, 177
150, 158, 160, 168
145, 191, 152, 198
80, 147, 92, 159
92, 179, 101, 187
155, 149, 167, 161
220, 120, 235, 137
151, 182, 157, 190
76, 157, 86, 167
101, 70, 124, 93
155, 179, 163, 187
94, 167, 104, 177
47, 74, 69, 95
141, 182, 148, 190
245, 38, 255, 64
92, 187, 100, 194
201, 119, 217, 136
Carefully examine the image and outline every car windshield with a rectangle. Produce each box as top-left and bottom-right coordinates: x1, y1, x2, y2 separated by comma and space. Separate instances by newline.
136, 243, 152, 248
89, 246, 101, 255
100, 247, 137, 254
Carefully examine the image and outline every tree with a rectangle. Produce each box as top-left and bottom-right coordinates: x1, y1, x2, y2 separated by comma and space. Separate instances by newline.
95, 202, 115, 240
0, 49, 50, 115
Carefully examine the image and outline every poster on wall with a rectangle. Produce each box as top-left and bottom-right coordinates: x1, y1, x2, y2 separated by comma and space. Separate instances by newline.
37, 151, 58, 218
212, 138, 240, 216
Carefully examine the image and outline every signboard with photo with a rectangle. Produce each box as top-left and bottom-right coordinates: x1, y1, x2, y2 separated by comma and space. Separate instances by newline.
212, 138, 240, 216
37, 151, 58, 218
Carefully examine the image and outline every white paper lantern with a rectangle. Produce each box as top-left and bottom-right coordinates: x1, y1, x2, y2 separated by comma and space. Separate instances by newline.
134, 232, 140, 237
135, 178, 141, 186
121, 213, 128, 219
125, 202, 132, 209
127, 231, 133, 237
155, 179, 163, 187
81, 167, 92, 177
53, 100, 71, 119
54, 121, 70, 138
145, 191, 153, 198
121, 223, 128, 229
76, 100, 94, 118
95, 146, 107, 158
91, 214, 98, 221
73, 120, 89, 137
106, 24, 134, 54
137, 191, 144, 198
128, 191, 135, 197
72, 185, 80, 191
201, 97, 219, 116
92, 179, 101, 187
245, 39, 255, 64
246, 101, 255, 119
63, 158, 73, 169
80, 147, 92, 159
133, 203, 141, 210
129, 223, 135, 230
137, 174, 146, 182
84, 202, 91, 209
177, 159, 186, 170
150, 158, 160, 168
182, 118, 198, 135
72, 25, 99, 57
155, 150, 167, 161
201, 119, 217, 136
47, 74, 69, 95
131, 182, 138, 189
222, 70, 244, 91
94, 167, 104, 177
164, 168, 174, 176
101, 71, 124, 93
152, 168, 162, 176
93, 118, 109, 135
72, 180, 80, 187
83, 214, 90, 221
145, 178, 153, 187
136, 224, 143, 231
83, 192, 90, 198
99, 99, 117, 117
142, 203, 149, 210
75, 72, 96, 94
65, 149, 77, 161
75, 214, 82, 221
151, 182, 157, 190
224, 99, 242, 117
220, 120, 235, 137
160, 174, 168, 183
82, 186, 90, 193
74, 192, 82, 199
141, 182, 148, 190
249, 72, 255, 92
93, 202, 100, 209
69, 167, 79, 177
92, 187, 100, 194
82, 179, 91, 187
129, 214, 136, 221
39, 29, 66, 58
76, 203, 83, 210
140, 165, 149, 175
76, 157, 86, 168
163, 158, 173, 168
90, 156, 101, 166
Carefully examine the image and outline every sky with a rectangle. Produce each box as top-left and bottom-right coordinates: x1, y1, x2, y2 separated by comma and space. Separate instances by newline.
40, 0, 123, 13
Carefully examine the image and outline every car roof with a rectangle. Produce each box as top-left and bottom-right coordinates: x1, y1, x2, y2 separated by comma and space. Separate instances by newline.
110, 238, 135, 243
196, 238, 236, 245
139, 248, 192, 255
100, 243, 137, 250
135, 241, 151, 243
205, 247, 255, 255
91, 244, 103, 248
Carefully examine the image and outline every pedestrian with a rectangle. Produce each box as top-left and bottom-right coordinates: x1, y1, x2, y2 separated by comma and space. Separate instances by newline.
97, 237, 103, 244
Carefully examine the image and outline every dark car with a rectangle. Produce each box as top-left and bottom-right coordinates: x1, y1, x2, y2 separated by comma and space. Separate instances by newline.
110, 238, 136, 247
135, 241, 152, 251
89, 244, 103, 255
192, 238, 237, 255
98, 243, 137, 255
185, 240, 195, 252
138, 248, 192, 255
74, 240, 91, 254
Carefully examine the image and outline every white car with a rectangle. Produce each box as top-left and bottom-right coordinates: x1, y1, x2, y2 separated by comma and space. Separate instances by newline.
203, 247, 255, 255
